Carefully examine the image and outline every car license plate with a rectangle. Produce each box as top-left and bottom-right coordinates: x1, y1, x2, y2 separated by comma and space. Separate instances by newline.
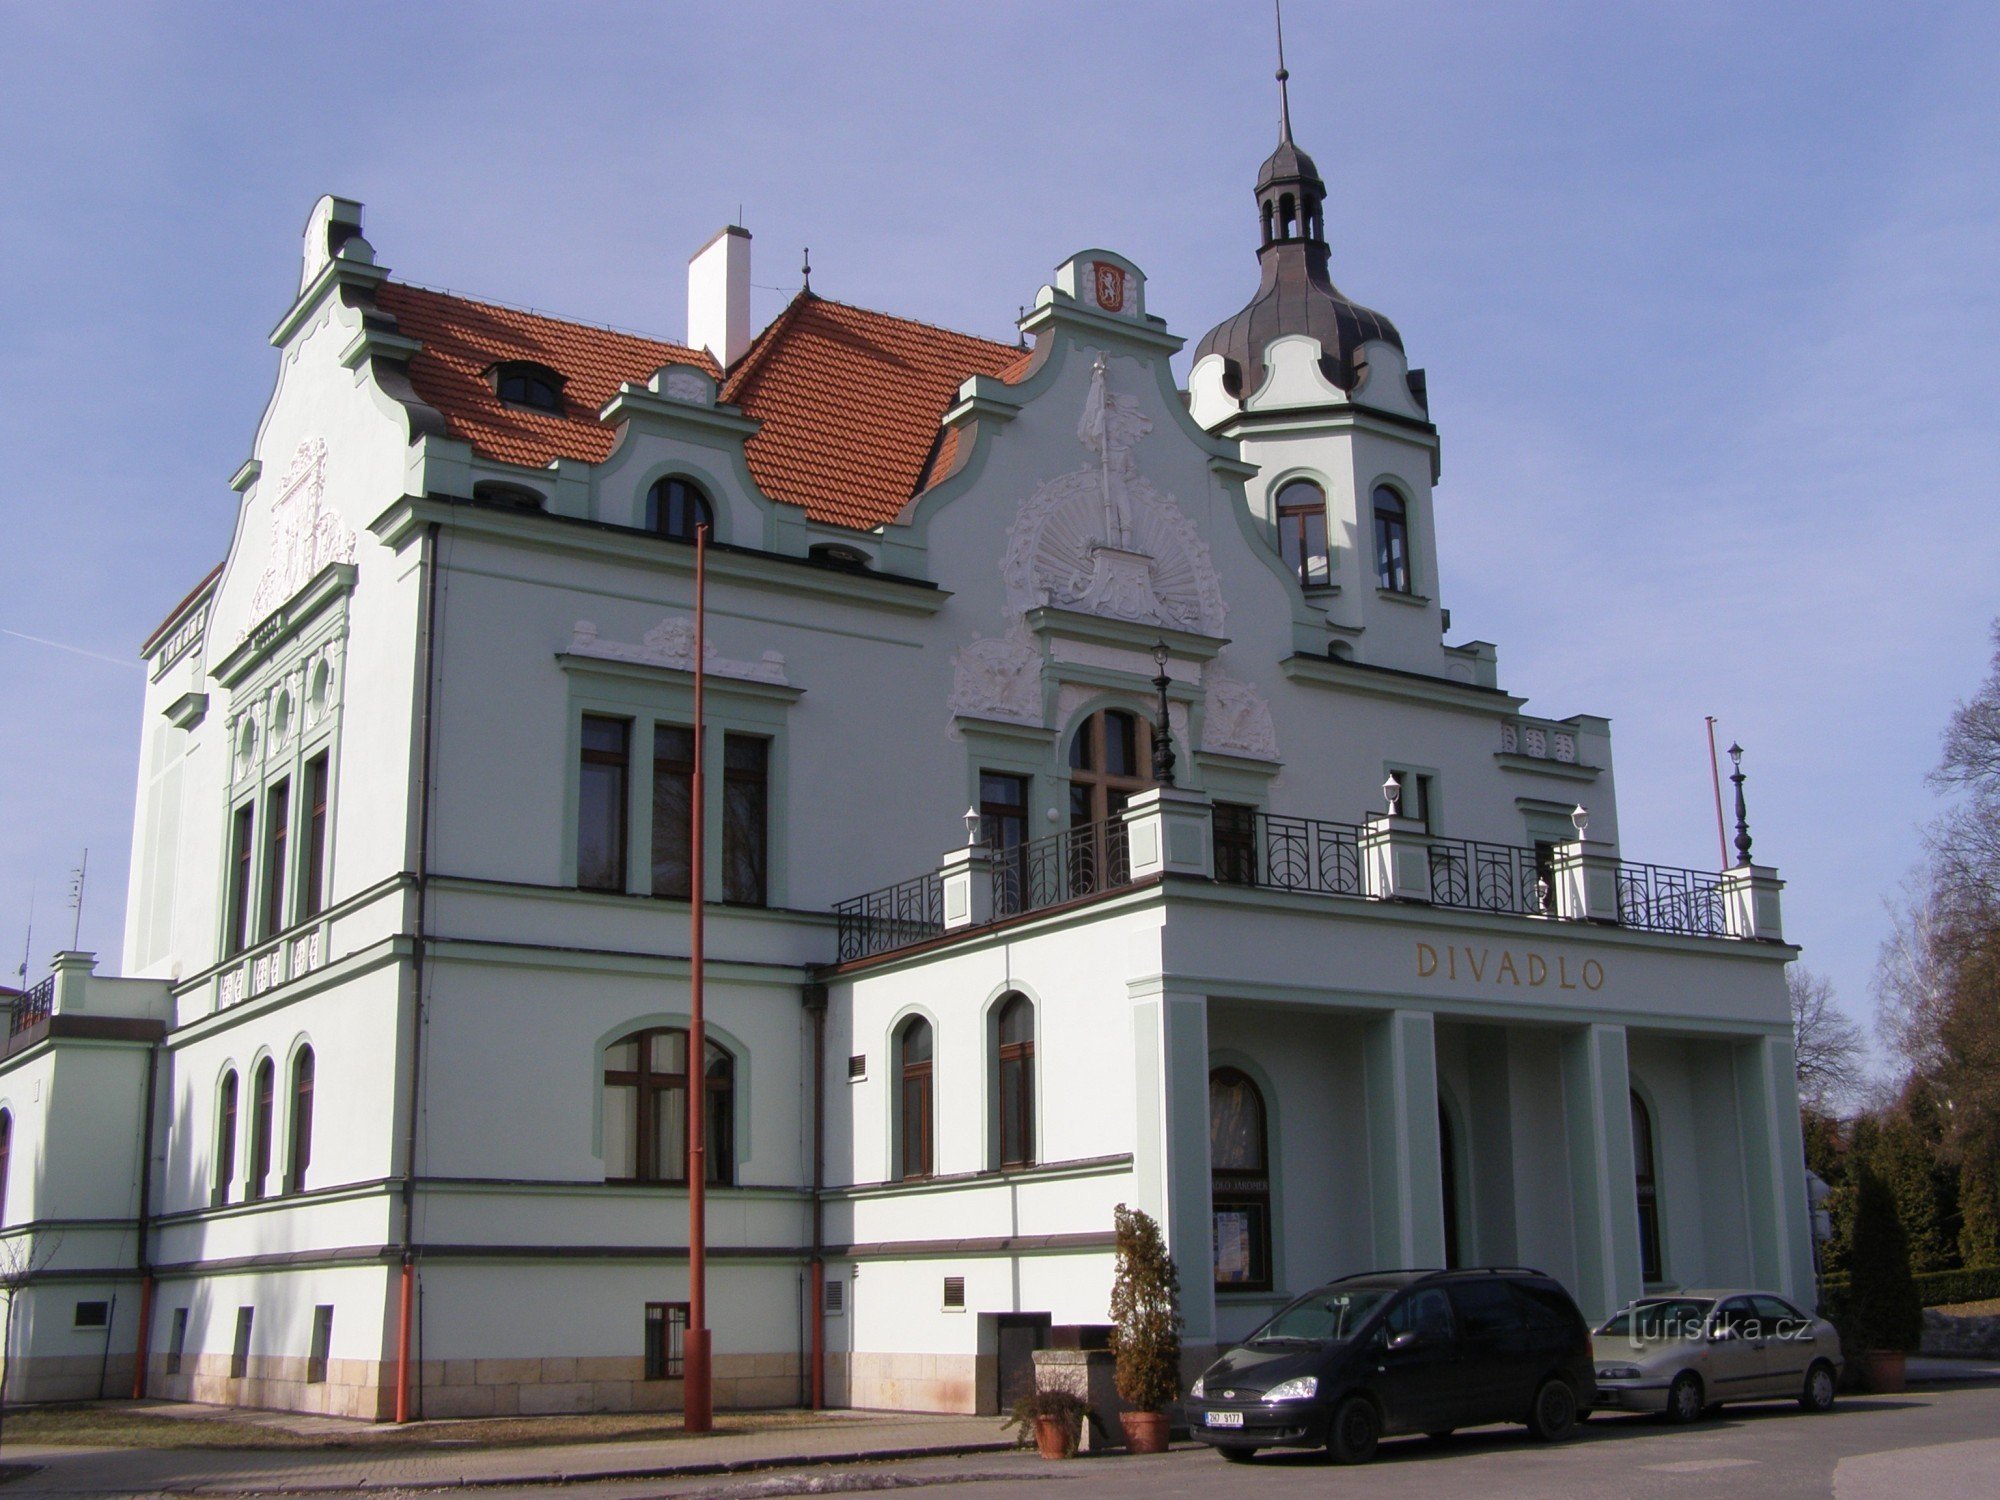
1205, 1410, 1244, 1428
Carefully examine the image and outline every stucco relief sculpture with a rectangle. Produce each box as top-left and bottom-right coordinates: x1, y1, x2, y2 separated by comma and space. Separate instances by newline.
249, 438, 356, 624
998, 355, 1226, 638
948, 630, 1041, 726
567, 617, 789, 685
1201, 668, 1280, 761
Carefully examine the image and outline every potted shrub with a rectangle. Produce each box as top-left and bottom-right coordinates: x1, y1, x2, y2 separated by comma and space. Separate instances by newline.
1841, 1163, 1923, 1391
1002, 1387, 1094, 1459
1109, 1202, 1182, 1453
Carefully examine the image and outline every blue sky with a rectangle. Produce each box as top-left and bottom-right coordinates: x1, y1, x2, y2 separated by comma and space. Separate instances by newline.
3, 1, 1995, 1069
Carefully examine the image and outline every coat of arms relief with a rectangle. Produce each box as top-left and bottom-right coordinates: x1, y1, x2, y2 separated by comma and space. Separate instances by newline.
248, 438, 357, 625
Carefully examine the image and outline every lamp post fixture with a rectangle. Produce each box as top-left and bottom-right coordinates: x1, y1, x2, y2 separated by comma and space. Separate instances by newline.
1382, 773, 1402, 816
963, 805, 984, 848
1149, 640, 1177, 786
1728, 742, 1753, 868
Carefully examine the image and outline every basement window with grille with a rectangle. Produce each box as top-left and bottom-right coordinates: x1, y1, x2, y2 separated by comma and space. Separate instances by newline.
824, 1279, 845, 1315
847, 1054, 866, 1081
943, 1276, 966, 1311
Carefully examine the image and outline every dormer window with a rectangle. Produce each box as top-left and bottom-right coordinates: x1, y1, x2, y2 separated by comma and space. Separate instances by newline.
809, 542, 871, 571
1275, 480, 1330, 588
472, 481, 545, 511
646, 476, 713, 542
1374, 485, 1411, 593
490, 361, 565, 413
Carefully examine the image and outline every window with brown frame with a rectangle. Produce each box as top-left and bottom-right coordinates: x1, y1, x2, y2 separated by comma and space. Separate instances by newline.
248, 1058, 275, 1201
577, 715, 630, 891
286, 1047, 315, 1195
302, 753, 329, 919
722, 734, 768, 905
1210, 1067, 1273, 1292
1275, 480, 1331, 587
897, 1016, 935, 1180
1374, 485, 1411, 593
651, 725, 695, 900
1633, 1090, 1663, 1282
1213, 802, 1259, 885
1067, 708, 1151, 888
227, 803, 255, 955
995, 994, 1035, 1169
602, 1027, 734, 1185
980, 771, 1030, 913
213, 1070, 238, 1207
261, 778, 290, 937
0, 1109, 10, 1226
644, 1301, 688, 1379
645, 477, 713, 542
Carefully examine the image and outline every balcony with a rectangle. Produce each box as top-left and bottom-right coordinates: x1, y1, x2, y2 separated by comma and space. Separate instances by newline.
3, 952, 170, 1057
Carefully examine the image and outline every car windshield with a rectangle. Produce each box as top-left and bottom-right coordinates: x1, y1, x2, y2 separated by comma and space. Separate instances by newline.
1253, 1287, 1394, 1344
1598, 1298, 1714, 1341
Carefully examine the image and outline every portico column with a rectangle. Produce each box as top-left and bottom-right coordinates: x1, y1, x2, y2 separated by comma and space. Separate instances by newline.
1561, 1023, 1643, 1321
1130, 983, 1214, 1344
1735, 1034, 1817, 1306
1363, 1010, 1445, 1268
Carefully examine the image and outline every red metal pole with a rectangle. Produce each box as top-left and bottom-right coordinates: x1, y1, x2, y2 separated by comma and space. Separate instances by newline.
1705, 716, 1729, 871
395, 1258, 413, 1422
130, 1274, 155, 1398
684, 523, 712, 1432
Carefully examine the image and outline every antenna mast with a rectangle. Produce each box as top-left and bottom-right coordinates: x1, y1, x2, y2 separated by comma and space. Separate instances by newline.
67, 849, 88, 951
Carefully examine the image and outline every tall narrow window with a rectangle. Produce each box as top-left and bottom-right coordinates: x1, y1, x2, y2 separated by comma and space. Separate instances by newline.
645, 1302, 689, 1379
262, 779, 290, 937
307, 1305, 333, 1384
996, 994, 1035, 1169
1373, 485, 1411, 593
602, 1028, 734, 1184
0, 1109, 11, 1226
213, 1071, 238, 1207
1210, 1067, 1272, 1291
1212, 802, 1259, 885
227, 804, 255, 955
1632, 1090, 1663, 1282
646, 477, 713, 541
1440, 1102, 1462, 1269
166, 1308, 188, 1375
897, 1017, 935, 1180
651, 725, 696, 900
980, 771, 1030, 914
230, 1308, 253, 1379
722, 734, 768, 906
577, 715, 630, 891
1275, 480, 1330, 587
302, 754, 329, 919
1390, 770, 1433, 831
248, 1058, 275, 1202
286, 1047, 315, 1194
1067, 709, 1151, 890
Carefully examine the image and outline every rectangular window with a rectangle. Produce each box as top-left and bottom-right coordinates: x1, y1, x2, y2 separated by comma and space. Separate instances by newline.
943, 1276, 966, 1310
302, 754, 329, 919
650, 724, 696, 899
227, 803, 255, 955
644, 1301, 688, 1380
722, 734, 768, 905
1212, 802, 1259, 885
577, 715, 631, 891
262, 778, 290, 937
824, 1279, 845, 1315
166, 1308, 188, 1375
74, 1300, 109, 1329
307, 1305, 333, 1384
230, 1307, 253, 1379
847, 1054, 866, 1081
1391, 771, 1433, 831
980, 771, 1030, 913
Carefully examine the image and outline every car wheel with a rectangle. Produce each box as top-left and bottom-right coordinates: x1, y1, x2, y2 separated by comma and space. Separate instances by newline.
1327, 1396, 1381, 1464
1216, 1444, 1256, 1463
1664, 1371, 1705, 1425
1800, 1360, 1837, 1413
1528, 1377, 1579, 1441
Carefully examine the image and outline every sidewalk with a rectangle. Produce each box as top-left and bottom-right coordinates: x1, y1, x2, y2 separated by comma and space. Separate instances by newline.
1906, 1355, 2000, 1384
0, 1410, 1018, 1496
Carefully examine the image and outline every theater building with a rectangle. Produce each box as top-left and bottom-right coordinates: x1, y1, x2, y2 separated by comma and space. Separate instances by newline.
0, 103, 1810, 1418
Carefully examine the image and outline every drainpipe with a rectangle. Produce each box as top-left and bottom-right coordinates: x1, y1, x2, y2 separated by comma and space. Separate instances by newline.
803, 981, 827, 1409
395, 520, 443, 1423
129, 1036, 162, 1397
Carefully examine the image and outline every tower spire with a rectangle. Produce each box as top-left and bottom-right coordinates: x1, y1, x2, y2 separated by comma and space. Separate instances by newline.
1274, 0, 1293, 142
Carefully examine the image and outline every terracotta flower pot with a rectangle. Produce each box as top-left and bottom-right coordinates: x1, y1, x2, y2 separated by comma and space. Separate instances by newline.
1120, 1409, 1171, 1453
1860, 1350, 1908, 1393
1034, 1414, 1080, 1459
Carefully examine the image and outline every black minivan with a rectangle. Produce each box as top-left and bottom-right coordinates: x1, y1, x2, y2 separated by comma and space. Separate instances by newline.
1184, 1268, 1596, 1464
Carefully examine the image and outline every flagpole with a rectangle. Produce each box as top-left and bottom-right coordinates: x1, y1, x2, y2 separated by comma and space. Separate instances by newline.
684, 521, 713, 1433
1704, 716, 1728, 871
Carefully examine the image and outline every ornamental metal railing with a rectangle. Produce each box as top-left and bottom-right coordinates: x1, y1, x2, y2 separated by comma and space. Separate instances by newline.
1218, 812, 1365, 897
1615, 861, 1728, 939
834, 872, 944, 963
8, 975, 54, 1037
994, 817, 1134, 918
1427, 837, 1551, 918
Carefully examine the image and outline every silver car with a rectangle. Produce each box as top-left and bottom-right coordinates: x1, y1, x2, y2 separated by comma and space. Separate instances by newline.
1592, 1290, 1842, 1423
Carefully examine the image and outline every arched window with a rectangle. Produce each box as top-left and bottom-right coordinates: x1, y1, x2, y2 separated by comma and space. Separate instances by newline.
286, 1048, 315, 1195
1210, 1067, 1272, 1291
1373, 485, 1411, 593
1068, 708, 1152, 891
897, 1017, 934, 1180
248, 1058, 275, 1201
1275, 480, 1330, 587
603, 1028, 734, 1185
645, 477, 714, 542
491, 361, 564, 412
995, 995, 1035, 1169
1632, 1090, 1663, 1282
0, 1110, 11, 1226
472, 481, 545, 511
213, 1070, 239, 1207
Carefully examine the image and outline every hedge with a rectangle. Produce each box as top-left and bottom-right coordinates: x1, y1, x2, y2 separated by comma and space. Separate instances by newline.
1819, 1265, 2000, 1310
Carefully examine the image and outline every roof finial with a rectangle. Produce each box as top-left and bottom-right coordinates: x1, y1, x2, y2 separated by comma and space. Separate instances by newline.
801, 247, 812, 294
1274, 0, 1293, 142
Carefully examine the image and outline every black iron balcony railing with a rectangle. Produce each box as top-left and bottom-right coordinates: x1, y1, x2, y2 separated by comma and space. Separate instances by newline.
1426, 837, 1552, 918
834, 872, 944, 963
1616, 861, 1728, 938
994, 817, 1134, 918
9, 975, 54, 1037
1216, 811, 1364, 897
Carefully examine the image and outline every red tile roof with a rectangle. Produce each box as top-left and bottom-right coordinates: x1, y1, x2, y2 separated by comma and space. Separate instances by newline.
375, 283, 716, 469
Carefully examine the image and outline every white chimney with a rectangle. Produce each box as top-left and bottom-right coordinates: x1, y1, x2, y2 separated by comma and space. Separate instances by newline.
687, 225, 752, 369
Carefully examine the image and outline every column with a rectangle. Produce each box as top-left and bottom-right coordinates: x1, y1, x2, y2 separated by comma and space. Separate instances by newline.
1735, 1034, 1817, 1306
1560, 1023, 1643, 1320
1130, 985, 1214, 1344
1122, 786, 1214, 880
1363, 1009, 1445, 1268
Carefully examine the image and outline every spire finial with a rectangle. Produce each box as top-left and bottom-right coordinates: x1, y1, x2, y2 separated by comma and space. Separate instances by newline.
1274, 0, 1293, 142
801, 247, 811, 294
